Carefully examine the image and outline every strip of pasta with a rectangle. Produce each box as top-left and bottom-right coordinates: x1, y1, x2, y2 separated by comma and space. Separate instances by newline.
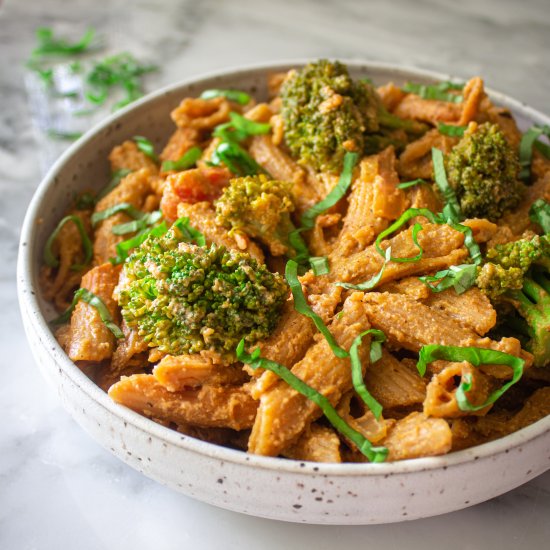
152, 354, 248, 391
66, 262, 121, 362
381, 412, 452, 461
109, 374, 257, 430
282, 424, 342, 463
364, 348, 427, 409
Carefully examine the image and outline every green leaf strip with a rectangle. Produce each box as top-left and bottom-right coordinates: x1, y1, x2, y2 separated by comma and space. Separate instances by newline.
51, 288, 124, 339
133, 135, 159, 162
110, 221, 168, 265
349, 330, 385, 419
418, 263, 477, 294
161, 146, 202, 172
402, 81, 464, 103
236, 340, 388, 463
416, 344, 524, 412
44, 215, 93, 270
437, 123, 466, 137
285, 260, 348, 358
519, 125, 550, 181
397, 178, 426, 189
300, 152, 358, 229
200, 89, 251, 105
91, 202, 145, 227
173, 216, 207, 246
529, 198, 550, 234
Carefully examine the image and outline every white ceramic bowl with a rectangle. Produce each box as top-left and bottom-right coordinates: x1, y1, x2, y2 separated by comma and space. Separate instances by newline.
18, 61, 550, 525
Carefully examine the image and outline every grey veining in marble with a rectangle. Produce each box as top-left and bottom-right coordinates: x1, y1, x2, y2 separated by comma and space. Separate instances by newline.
1, 0, 550, 548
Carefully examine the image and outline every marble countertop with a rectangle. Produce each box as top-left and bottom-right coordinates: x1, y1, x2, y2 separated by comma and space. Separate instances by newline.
1, 0, 550, 547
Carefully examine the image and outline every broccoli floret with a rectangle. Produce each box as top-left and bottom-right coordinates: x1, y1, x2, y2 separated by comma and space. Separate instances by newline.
215, 175, 296, 256
117, 223, 288, 357
445, 123, 524, 221
476, 234, 550, 366
280, 60, 380, 173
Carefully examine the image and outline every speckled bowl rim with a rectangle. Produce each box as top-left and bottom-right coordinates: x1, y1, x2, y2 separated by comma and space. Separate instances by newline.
18, 59, 550, 479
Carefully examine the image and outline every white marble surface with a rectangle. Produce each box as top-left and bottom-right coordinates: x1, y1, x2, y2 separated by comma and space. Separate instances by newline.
2, 0, 550, 547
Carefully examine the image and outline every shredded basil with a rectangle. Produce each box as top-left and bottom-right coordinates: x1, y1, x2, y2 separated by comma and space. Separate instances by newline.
397, 178, 427, 190
374, 211, 425, 262
161, 146, 202, 172
336, 247, 391, 291
200, 89, 251, 105
173, 216, 207, 246
349, 330, 385, 419
529, 198, 550, 234
403, 81, 464, 103
214, 112, 271, 144
85, 53, 157, 110
309, 256, 330, 276
111, 210, 162, 235
44, 215, 93, 270
285, 260, 348, 358
416, 344, 524, 411
437, 123, 466, 137
210, 141, 265, 176
300, 151, 358, 229
91, 202, 144, 227
133, 136, 158, 162
236, 340, 388, 463
431, 147, 461, 223
75, 192, 96, 210
51, 288, 124, 338
31, 27, 95, 57
419, 263, 478, 294
110, 221, 168, 265
519, 125, 550, 181
46, 129, 83, 141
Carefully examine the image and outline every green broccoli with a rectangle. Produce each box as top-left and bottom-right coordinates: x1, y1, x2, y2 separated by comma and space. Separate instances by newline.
476, 233, 550, 366
281, 60, 427, 173
445, 122, 524, 221
215, 175, 296, 256
117, 222, 288, 357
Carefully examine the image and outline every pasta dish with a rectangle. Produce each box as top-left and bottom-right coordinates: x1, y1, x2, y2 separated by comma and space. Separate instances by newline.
40, 60, 550, 463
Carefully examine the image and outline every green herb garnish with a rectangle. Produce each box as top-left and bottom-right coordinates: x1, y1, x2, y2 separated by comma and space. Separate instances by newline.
336, 248, 391, 291
51, 288, 124, 339
416, 344, 524, 412
44, 215, 93, 270
91, 202, 145, 227
529, 199, 550, 233
300, 151, 358, 229
31, 27, 96, 57
111, 211, 162, 236
432, 147, 462, 223
288, 151, 358, 273
519, 125, 550, 181
403, 81, 464, 103
85, 53, 157, 110
309, 256, 330, 276
419, 263, 478, 294
173, 216, 207, 246
200, 89, 251, 105
349, 330, 385, 419
133, 135, 158, 162
437, 123, 466, 137
285, 259, 348, 358
109, 221, 169, 265
236, 340, 388, 463
75, 192, 96, 210
161, 146, 202, 172
46, 129, 83, 141
210, 141, 265, 176
397, 178, 427, 190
